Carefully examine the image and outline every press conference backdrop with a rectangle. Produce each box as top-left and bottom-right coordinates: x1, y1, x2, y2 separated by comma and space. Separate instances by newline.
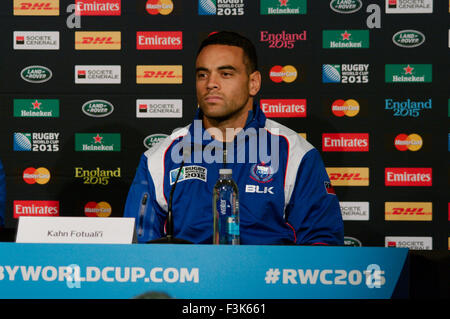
0, 0, 448, 249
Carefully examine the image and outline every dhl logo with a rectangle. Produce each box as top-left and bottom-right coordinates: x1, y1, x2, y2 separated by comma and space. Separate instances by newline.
81, 37, 115, 44
144, 71, 177, 78
75, 32, 121, 50
326, 167, 369, 186
385, 202, 432, 221
14, 0, 59, 15
137, 65, 182, 84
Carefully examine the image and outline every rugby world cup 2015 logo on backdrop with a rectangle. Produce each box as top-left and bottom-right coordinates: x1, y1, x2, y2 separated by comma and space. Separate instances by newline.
198, 0, 245, 15
14, 132, 60, 152
322, 64, 369, 83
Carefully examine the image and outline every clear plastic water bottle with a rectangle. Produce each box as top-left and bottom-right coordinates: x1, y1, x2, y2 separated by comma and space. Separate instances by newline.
213, 168, 240, 245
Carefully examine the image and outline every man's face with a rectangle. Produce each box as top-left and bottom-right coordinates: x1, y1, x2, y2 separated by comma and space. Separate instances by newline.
195, 44, 260, 121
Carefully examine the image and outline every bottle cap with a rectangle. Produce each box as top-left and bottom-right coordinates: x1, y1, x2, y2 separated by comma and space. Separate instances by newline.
219, 168, 232, 175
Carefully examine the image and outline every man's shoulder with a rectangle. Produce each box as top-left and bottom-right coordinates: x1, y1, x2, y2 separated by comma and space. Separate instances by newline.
264, 118, 314, 154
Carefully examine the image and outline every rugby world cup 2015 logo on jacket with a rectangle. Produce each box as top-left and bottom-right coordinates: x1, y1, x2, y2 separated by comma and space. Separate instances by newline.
170, 166, 207, 185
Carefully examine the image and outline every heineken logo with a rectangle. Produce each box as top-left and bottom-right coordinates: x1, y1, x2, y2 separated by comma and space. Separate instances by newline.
14, 99, 59, 118
323, 30, 369, 49
260, 0, 307, 15
21, 65, 52, 83
392, 30, 425, 48
75, 133, 121, 152
82, 100, 114, 117
143, 134, 168, 149
385, 64, 432, 83
329, 0, 362, 14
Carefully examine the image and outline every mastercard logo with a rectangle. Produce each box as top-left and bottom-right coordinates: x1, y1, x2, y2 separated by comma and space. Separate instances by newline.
84, 201, 112, 217
23, 167, 50, 184
331, 99, 360, 117
269, 65, 297, 83
146, 0, 173, 15
394, 133, 423, 151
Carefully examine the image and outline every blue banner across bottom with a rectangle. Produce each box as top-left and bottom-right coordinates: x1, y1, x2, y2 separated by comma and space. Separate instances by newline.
0, 243, 409, 299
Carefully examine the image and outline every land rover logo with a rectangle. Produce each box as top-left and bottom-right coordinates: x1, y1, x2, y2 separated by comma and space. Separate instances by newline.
143, 134, 167, 149
21, 66, 52, 83
392, 30, 425, 48
344, 236, 362, 247
82, 100, 114, 117
330, 0, 362, 14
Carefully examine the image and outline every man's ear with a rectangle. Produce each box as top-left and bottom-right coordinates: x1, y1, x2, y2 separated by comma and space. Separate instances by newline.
248, 71, 261, 97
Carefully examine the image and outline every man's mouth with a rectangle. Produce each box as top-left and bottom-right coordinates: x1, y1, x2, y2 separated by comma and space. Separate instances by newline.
204, 95, 223, 103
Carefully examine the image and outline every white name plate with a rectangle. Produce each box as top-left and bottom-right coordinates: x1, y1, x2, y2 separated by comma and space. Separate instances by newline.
16, 217, 135, 244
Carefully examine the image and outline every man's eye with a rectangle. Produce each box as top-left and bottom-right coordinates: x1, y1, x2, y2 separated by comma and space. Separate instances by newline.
197, 73, 207, 79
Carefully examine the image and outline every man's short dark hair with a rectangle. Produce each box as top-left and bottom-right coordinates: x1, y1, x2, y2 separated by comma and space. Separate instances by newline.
197, 31, 258, 74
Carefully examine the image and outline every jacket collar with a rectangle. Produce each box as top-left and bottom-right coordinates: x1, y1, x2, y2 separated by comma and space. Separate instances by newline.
188, 102, 266, 144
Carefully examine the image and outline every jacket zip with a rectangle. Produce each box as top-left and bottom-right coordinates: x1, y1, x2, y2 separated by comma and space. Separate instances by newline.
138, 193, 149, 237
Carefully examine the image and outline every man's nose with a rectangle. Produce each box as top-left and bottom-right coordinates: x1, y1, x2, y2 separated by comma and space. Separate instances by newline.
206, 73, 220, 90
